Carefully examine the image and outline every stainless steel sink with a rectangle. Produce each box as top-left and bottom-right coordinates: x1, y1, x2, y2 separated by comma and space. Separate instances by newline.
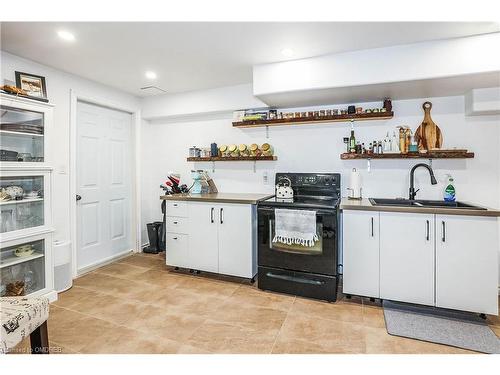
369, 198, 486, 210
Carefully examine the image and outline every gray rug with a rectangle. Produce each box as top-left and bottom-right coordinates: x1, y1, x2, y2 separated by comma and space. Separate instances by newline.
382, 300, 500, 354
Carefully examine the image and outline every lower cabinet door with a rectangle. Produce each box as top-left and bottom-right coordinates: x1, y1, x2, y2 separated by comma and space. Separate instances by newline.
436, 215, 498, 315
380, 212, 435, 306
166, 233, 189, 268
217, 204, 254, 278
188, 202, 219, 273
342, 210, 380, 298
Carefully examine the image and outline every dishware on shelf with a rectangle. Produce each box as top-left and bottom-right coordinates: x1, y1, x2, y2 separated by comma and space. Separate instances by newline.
2, 186, 24, 200
24, 190, 40, 199
14, 244, 35, 257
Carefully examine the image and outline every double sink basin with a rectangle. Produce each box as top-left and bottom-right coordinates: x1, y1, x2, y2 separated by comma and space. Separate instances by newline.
369, 198, 486, 210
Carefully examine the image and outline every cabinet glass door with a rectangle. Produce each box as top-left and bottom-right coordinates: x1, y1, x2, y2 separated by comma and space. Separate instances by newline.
0, 105, 44, 162
0, 238, 45, 296
0, 176, 44, 233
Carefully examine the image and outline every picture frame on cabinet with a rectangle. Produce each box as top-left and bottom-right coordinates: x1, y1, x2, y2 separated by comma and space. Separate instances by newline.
15, 71, 48, 102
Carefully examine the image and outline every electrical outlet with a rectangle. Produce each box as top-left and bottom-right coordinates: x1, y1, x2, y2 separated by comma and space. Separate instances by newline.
263, 171, 269, 185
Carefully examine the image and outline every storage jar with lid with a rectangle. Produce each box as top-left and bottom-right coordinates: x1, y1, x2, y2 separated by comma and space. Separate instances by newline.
261, 143, 273, 156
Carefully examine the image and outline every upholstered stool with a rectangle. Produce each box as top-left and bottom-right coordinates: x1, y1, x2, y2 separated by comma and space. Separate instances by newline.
0, 296, 50, 354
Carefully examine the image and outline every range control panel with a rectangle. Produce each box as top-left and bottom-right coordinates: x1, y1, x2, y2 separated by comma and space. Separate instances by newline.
275, 173, 341, 191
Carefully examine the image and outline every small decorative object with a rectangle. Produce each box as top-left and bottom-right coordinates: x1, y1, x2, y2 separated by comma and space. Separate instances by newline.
275, 177, 293, 199
340, 109, 347, 115
313, 111, 319, 117
347, 105, 356, 114
372, 108, 380, 113
319, 110, 326, 117
380, 108, 387, 113
326, 109, 332, 116
261, 143, 273, 156
307, 111, 314, 118
219, 145, 228, 157
415, 101, 443, 151
2, 186, 24, 200
15, 71, 48, 102
301, 112, 307, 118
14, 244, 35, 257
278, 112, 283, 119
269, 109, 278, 120
6, 281, 25, 296
355, 107, 363, 114
17, 153, 32, 162
294, 112, 301, 118
228, 144, 239, 157
0, 84, 27, 96
238, 144, 249, 156
383, 99, 392, 112
210, 143, 218, 157
332, 109, 339, 115
200, 148, 211, 157
249, 144, 260, 157
343, 137, 350, 153
0, 190, 11, 201
364, 109, 372, 113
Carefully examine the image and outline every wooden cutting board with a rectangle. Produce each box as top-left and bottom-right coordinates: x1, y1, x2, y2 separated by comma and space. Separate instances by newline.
415, 101, 443, 151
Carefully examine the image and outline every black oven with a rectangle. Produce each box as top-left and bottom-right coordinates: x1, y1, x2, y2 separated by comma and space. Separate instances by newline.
257, 206, 338, 276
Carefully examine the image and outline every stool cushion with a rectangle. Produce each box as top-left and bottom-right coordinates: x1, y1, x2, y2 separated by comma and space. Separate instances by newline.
0, 296, 50, 353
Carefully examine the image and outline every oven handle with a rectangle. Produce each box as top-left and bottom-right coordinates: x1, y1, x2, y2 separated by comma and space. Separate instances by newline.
258, 207, 336, 216
265, 272, 325, 286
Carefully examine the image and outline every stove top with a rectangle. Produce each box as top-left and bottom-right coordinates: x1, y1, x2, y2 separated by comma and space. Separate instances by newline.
258, 172, 341, 210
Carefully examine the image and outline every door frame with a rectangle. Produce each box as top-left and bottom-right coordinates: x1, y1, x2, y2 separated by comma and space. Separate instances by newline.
69, 90, 141, 277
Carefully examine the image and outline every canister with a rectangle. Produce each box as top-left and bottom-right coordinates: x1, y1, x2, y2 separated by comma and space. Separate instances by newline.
219, 145, 228, 157
228, 144, 239, 157
238, 144, 249, 156
261, 143, 274, 157
249, 143, 260, 156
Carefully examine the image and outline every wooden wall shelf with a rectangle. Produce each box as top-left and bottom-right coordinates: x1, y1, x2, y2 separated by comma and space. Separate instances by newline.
340, 151, 474, 160
187, 156, 277, 162
233, 111, 394, 128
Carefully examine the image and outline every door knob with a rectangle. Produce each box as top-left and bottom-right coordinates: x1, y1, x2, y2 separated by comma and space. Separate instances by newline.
76, 194, 82, 201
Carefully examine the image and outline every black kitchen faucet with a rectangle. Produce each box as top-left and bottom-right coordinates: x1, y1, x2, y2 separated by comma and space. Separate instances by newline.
409, 163, 438, 200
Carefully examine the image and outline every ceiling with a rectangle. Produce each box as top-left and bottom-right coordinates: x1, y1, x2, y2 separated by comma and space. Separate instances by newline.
1, 22, 499, 97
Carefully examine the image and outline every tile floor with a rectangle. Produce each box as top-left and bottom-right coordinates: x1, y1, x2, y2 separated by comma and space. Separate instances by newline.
13, 252, 500, 354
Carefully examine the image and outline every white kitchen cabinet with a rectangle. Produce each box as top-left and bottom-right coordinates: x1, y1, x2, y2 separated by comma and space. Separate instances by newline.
380, 212, 435, 306
188, 202, 219, 273
436, 215, 498, 315
165, 199, 257, 279
217, 203, 255, 278
342, 210, 380, 298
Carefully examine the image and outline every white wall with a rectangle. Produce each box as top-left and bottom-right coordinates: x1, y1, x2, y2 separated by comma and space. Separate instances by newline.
141, 91, 500, 284
1, 51, 140, 243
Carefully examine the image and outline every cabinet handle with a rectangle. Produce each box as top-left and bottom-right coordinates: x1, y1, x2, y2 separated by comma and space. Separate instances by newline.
173, 203, 178, 207
426, 220, 430, 241
210, 207, 214, 223
220, 208, 224, 224
442, 221, 446, 242
173, 221, 178, 224
371, 217, 374, 237
173, 237, 178, 240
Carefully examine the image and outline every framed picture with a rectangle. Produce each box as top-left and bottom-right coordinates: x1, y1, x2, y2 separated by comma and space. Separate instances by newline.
15, 71, 48, 102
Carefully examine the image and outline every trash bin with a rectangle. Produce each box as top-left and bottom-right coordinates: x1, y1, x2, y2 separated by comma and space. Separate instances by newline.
53, 240, 72, 292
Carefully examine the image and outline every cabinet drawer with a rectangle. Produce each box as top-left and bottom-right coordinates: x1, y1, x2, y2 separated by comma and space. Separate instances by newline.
166, 201, 188, 217
166, 217, 189, 234
166, 233, 189, 268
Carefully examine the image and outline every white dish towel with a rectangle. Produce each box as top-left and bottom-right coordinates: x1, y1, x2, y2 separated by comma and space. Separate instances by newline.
272, 208, 318, 247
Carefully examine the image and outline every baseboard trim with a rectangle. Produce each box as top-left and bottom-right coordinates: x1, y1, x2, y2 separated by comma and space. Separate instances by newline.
76, 249, 134, 277
45, 290, 58, 303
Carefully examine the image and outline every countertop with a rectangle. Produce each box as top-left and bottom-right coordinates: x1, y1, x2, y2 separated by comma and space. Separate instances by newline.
340, 198, 500, 217
160, 192, 274, 205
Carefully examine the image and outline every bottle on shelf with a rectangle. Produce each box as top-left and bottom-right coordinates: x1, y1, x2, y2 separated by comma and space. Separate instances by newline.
444, 174, 456, 202
349, 121, 356, 153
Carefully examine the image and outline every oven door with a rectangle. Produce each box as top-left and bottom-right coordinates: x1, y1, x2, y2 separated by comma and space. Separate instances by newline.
257, 205, 338, 276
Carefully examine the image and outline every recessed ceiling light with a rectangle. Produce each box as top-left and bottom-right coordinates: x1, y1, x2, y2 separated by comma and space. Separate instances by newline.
57, 30, 75, 42
145, 71, 157, 80
281, 48, 294, 57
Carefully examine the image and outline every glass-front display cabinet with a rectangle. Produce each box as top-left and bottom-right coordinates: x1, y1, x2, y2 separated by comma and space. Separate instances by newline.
0, 93, 52, 165
0, 234, 52, 297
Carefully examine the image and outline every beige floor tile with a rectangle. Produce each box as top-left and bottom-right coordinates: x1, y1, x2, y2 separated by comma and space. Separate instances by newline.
291, 296, 364, 324
364, 327, 474, 354
9, 337, 31, 354
174, 277, 240, 299
131, 268, 188, 287
185, 320, 276, 354
127, 304, 206, 342
75, 272, 146, 298
210, 302, 287, 334
271, 337, 335, 354
50, 341, 79, 354
118, 254, 165, 269
48, 307, 118, 352
95, 262, 150, 279
225, 285, 295, 312
177, 344, 213, 354
52, 286, 104, 310
362, 304, 386, 329
277, 313, 366, 353
80, 327, 182, 354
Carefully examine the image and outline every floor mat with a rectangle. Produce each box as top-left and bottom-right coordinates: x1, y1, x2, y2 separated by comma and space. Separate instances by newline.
382, 300, 500, 354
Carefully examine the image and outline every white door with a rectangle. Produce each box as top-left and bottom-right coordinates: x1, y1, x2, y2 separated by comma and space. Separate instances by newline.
342, 210, 380, 298
380, 212, 435, 306
76, 102, 132, 271
218, 204, 254, 278
436, 215, 498, 315
188, 202, 218, 273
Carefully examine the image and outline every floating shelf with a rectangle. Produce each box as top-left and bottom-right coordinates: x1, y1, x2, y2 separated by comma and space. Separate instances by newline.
0, 252, 44, 269
0, 130, 44, 138
233, 111, 394, 128
187, 156, 277, 162
340, 151, 474, 160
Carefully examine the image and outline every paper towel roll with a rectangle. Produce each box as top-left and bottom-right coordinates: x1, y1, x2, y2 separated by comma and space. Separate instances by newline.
349, 168, 362, 199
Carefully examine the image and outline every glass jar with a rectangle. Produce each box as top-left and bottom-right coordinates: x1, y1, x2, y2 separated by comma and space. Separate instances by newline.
261, 143, 274, 156
228, 144, 239, 157
238, 144, 249, 157
249, 144, 260, 157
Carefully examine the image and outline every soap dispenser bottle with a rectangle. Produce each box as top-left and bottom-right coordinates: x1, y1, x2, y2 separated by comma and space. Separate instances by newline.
444, 174, 456, 202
